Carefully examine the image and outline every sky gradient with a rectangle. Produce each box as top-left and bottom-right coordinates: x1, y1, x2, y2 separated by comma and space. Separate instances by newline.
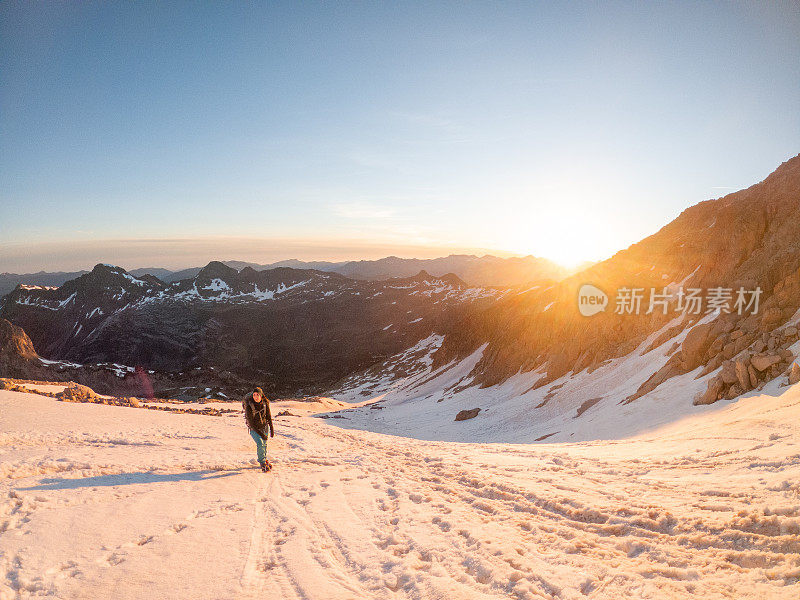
2, 1, 799, 272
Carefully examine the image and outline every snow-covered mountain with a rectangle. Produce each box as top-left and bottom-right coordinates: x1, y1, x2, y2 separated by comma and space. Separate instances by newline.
0, 262, 500, 394
327, 154, 800, 441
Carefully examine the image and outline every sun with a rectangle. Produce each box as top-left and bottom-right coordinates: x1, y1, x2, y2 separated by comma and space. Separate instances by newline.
498, 217, 608, 271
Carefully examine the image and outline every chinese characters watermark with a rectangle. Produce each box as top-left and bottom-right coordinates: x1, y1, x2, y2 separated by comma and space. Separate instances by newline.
578, 284, 761, 317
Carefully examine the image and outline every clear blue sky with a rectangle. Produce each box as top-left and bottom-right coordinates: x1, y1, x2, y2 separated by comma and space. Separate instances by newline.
1, 1, 798, 271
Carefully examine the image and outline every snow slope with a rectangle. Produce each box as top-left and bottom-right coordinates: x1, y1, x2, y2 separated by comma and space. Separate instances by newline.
328, 317, 727, 443
2, 387, 799, 598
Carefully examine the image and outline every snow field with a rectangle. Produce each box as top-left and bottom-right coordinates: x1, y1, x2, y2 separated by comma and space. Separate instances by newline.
2, 387, 799, 599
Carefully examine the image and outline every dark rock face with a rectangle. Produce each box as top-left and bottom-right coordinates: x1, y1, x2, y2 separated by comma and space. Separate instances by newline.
0, 317, 271, 398
0, 264, 499, 395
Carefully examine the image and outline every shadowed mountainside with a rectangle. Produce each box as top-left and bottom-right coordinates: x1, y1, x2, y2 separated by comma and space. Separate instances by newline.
0, 263, 499, 395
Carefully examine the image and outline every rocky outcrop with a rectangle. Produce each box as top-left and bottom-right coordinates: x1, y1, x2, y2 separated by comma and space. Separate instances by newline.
57, 382, 98, 402
751, 353, 782, 372
0, 318, 259, 400
455, 408, 481, 421
694, 375, 724, 405
694, 343, 796, 405
0, 318, 48, 380
681, 323, 714, 371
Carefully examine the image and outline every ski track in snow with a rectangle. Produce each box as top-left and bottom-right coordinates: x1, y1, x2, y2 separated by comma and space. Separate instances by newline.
1, 389, 800, 599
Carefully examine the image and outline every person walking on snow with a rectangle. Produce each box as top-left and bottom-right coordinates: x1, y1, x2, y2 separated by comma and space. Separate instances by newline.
243, 387, 274, 472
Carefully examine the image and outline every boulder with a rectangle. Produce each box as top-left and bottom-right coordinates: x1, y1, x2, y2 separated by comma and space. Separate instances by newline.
455, 408, 481, 421
681, 323, 714, 371
740, 315, 759, 335
748, 364, 759, 388
702, 354, 724, 376
710, 318, 736, 337
720, 361, 739, 385
751, 354, 781, 372
790, 363, 800, 385
783, 326, 798, 337
735, 357, 751, 391
694, 375, 724, 405
722, 342, 737, 360
734, 334, 752, 355
725, 383, 743, 400
707, 336, 725, 358
58, 382, 97, 402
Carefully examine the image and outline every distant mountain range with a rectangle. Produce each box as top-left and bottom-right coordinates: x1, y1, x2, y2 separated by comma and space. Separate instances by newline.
0, 254, 571, 296
0, 270, 89, 298
0, 261, 500, 394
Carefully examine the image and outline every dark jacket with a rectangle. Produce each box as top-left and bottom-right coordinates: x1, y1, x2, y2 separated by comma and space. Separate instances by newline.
243, 393, 274, 438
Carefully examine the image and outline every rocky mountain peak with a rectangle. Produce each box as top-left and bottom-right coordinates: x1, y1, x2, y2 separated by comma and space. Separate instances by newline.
405, 270, 467, 288
76, 264, 156, 292
195, 261, 238, 285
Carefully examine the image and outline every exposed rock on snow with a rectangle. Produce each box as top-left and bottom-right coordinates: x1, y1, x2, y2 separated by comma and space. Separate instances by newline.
57, 381, 97, 402
454, 407, 480, 421
790, 362, 800, 385
693, 375, 723, 405
680, 321, 713, 371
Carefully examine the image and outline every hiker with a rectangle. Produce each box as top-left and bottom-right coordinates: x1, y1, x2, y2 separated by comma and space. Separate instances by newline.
243, 387, 274, 472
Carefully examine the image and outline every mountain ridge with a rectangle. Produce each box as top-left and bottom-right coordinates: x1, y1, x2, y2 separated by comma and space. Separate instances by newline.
0, 253, 571, 293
